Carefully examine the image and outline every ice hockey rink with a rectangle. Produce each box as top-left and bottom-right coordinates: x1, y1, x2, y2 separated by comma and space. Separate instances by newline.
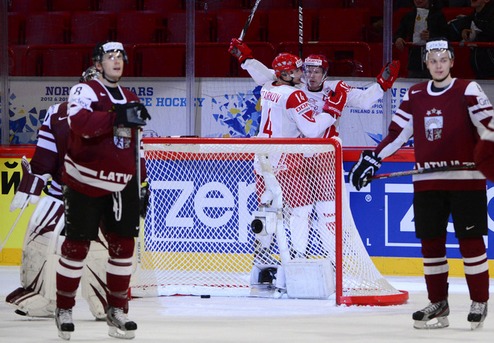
0, 266, 492, 342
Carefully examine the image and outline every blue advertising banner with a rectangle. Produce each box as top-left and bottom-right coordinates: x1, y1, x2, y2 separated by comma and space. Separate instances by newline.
343, 160, 493, 260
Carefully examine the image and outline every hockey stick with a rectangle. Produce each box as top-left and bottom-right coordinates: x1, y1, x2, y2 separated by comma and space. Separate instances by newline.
239, 0, 262, 40
369, 164, 476, 181
298, 0, 303, 58
0, 198, 29, 253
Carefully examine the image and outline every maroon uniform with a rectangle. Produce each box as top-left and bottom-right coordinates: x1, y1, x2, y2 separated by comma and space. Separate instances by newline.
63, 79, 140, 197
376, 79, 494, 191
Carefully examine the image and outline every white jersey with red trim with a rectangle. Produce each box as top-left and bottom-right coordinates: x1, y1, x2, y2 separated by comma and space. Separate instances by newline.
242, 58, 383, 137
376, 78, 494, 191
256, 82, 333, 138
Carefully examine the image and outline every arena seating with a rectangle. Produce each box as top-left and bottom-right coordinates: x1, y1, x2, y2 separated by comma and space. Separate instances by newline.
3, 0, 485, 78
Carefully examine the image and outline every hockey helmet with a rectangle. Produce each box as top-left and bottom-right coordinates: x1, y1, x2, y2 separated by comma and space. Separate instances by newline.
304, 54, 329, 73
92, 41, 128, 63
272, 53, 303, 77
423, 38, 454, 62
79, 66, 100, 83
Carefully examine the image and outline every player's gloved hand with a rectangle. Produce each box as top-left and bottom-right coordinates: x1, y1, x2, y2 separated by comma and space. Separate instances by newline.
228, 38, 253, 64
377, 60, 400, 91
349, 150, 382, 191
322, 81, 350, 119
139, 181, 150, 219
10, 156, 50, 211
113, 102, 151, 128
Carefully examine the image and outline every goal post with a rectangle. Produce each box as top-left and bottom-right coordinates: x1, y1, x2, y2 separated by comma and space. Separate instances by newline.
132, 137, 408, 306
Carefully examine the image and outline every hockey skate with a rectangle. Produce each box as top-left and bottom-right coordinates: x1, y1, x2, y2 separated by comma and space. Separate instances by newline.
55, 308, 74, 340
412, 300, 449, 329
468, 301, 487, 330
107, 306, 137, 339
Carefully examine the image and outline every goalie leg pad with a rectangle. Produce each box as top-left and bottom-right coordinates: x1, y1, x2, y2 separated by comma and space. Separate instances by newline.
289, 205, 312, 257
81, 235, 109, 320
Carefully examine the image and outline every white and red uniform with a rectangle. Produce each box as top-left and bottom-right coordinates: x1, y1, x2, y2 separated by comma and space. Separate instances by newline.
242, 58, 383, 137
375, 78, 494, 191
64, 79, 140, 196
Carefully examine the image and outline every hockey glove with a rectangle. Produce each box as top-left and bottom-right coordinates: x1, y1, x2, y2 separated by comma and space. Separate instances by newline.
139, 181, 150, 219
322, 81, 350, 119
229, 38, 253, 64
10, 156, 50, 211
376, 60, 400, 91
349, 150, 381, 191
113, 102, 151, 128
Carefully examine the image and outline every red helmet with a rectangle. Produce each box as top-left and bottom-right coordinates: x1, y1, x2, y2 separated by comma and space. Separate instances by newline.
272, 53, 303, 77
304, 54, 329, 73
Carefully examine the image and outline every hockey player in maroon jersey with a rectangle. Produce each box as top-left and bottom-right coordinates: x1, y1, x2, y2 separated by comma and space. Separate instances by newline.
349, 38, 493, 330
6, 67, 108, 320
55, 41, 150, 340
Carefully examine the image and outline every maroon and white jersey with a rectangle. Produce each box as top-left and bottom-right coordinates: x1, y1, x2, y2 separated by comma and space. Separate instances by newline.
30, 102, 70, 198
256, 82, 332, 138
376, 78, 494, 191
63, 79, 140, 197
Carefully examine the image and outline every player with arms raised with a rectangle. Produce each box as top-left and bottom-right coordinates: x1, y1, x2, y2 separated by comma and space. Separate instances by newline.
349, 38, 492, 330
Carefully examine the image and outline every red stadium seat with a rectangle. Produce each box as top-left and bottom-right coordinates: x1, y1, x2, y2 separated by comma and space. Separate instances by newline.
133, 43, 186, 77
277, 41, 372, 77
316, 8, 371, 42
141, 0, 184, 11
264, 8, 316, 45
70, 11, 116, 44
197, 0, 244, 11
7, 13, 25, 44
25, 12, 70, 44
49, 0, 97, 11
133, 42, 276, 77
8, 0, 48, 12
166, 11, 216, 42
442, 7, 473, 21
303, 0, 344, 8
98, 0, 137, 12
116, 11, 166, 44
23, 44, 94, 77
215, 8, 266, 42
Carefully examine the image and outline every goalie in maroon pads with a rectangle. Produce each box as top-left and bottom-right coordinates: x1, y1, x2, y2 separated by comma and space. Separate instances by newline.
349, 38, 493, 330
6, 67, 108, 321
55, 41, 150, 340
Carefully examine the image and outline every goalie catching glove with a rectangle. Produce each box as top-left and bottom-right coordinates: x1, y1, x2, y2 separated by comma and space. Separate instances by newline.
10, 156, 50, 211
113, 102, 151, 128
228, 38, 253, 64
323, 81, 350, 119
376, 60, 400, 91
349, 150, 382, 191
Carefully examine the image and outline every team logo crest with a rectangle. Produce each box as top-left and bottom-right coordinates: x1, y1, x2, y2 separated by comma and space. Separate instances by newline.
424, 108, 443, 141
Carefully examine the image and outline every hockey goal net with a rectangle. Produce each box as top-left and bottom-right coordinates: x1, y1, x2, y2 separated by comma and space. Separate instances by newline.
132, 137, 408, 305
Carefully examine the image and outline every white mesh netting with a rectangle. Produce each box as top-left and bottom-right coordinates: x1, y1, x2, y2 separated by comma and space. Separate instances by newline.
131, 137, 407, 305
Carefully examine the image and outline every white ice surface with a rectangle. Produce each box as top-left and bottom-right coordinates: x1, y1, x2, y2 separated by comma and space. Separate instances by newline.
0, 266, 493, 342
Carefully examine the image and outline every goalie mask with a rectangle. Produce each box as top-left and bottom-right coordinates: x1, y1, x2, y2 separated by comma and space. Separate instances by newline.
423, 38, 454, 62
92, 41, 128, 63
272, 53, 303, 78
79, 66, 100, 83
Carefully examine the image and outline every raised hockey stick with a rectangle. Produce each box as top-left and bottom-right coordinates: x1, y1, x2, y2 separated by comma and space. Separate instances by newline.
239, 0, 262, 40
298, 0, 303, 58
369, 163, 476, 181
0, 198, 29, 253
